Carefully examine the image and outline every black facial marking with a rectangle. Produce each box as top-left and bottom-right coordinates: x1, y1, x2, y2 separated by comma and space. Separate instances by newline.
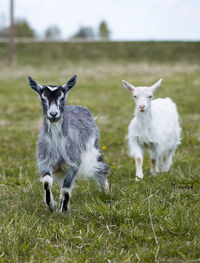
42, 86, 63, 105
39, 86, 66, 120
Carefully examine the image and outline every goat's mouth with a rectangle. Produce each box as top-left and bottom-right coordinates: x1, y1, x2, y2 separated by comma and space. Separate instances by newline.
48, 117, 61, 123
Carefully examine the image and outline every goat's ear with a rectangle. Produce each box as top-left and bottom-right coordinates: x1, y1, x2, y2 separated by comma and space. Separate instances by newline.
151, 78, 162, 93
122, 80, 135, 92
62, 75, 77, 93
27, 76, 42, 93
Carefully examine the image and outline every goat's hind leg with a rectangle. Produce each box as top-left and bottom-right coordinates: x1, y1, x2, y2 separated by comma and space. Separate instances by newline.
161, 149, 175, 172
151, 159, 160, 176
94, 154, 110, 193
58, 167, 77, 213
150, 148, 160, 176
41, 174, 55, 211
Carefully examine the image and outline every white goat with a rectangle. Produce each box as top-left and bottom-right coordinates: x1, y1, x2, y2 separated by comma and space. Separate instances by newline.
122, 79, 181, 180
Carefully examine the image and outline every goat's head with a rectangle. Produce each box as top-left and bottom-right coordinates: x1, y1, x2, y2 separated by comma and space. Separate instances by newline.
28, 75, 77, 122
122, 79, 162, 112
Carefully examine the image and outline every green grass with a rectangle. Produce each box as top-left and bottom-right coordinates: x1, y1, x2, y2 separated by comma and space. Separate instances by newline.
0, 41, 200, 64
0, 42, 200, 262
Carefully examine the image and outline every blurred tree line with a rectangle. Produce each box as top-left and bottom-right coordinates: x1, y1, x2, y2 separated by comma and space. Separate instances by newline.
0, 19, 35, 38
0, 18, 110, 40
0, 19, 34, 38
72, 21, 110, 40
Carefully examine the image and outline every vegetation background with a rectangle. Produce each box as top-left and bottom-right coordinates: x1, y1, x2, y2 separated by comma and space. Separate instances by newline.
0, 42, 200, 262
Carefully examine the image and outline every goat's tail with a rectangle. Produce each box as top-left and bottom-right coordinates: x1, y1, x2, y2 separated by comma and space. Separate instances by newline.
77, 137, 109, 191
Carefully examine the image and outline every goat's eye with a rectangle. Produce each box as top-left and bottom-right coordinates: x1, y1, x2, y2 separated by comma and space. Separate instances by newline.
41, 98, 46, 103
148, 95, 152, 99
134, 95, 138, 99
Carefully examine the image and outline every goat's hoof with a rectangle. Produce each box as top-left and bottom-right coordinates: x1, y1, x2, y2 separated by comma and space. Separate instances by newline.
47, 201, 56, 212
161, 167, 170, 172
135, 176, 143, 182
48, 206, 54, 212
99, 181, 109, 194
151, 169, 159, 176
57, 198, 70, 214
151, 171, 159, 176
104, 180, 109, 194
56, 207, 69, 214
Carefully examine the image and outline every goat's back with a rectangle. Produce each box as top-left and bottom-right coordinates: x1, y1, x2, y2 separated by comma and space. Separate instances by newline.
151, 97, 181, 147
63, 105, 99, 140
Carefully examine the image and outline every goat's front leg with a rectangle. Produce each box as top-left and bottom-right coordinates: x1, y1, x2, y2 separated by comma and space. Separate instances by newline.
129, 139, 144, 181
58, 167, 77, 213
40, 172, 55, 211
150, 149, 160, 176
135, 156, 144, 181
130, 140, 144, 181
151, 159, 159, 176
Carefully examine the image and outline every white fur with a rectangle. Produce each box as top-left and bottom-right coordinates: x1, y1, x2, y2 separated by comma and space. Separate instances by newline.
61, 187, 72, 198
123, 79, 181, 180
103, 179, 109, 193
47, 120, 75, 168
47, 103, 60, 120
47, 86, 59, 91
40, 174, 53, 188
77, 137, 105, 178
45, 120, 75, 185
41, 175, 56, 209
56, 187, 72, 213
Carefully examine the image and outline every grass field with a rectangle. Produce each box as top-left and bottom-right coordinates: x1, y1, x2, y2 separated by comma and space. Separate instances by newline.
0, 42, 200, 262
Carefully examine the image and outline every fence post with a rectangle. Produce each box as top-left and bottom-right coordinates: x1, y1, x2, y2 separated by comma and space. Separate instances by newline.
8, 0, 14, 64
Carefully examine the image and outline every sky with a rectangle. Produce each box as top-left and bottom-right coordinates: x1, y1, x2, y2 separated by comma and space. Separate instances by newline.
0, 0, 200, 40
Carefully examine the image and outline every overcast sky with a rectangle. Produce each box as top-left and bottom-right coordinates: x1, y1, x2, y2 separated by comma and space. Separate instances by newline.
1, 0, 200, 40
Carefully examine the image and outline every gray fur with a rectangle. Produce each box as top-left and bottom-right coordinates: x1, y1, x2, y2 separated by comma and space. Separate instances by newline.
37, 105, 101, 175
28, 75, 109, 213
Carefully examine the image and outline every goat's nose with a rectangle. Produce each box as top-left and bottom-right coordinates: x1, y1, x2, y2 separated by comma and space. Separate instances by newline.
50, 111, 58, 117
139, 105, 145, 110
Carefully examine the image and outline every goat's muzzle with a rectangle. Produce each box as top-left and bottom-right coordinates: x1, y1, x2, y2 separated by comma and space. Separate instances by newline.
48, 116, 61, 123
48, 111, 60, 122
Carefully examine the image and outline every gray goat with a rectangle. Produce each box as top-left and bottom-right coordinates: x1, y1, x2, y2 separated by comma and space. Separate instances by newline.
28, 75, 109, 213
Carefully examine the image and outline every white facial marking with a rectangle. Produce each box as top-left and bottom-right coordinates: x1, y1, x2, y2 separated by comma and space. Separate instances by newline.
56, 92, 65, 108
41, 89, 65, 121
47, 103, 60, 119
41, 94, 48, 101
47, 86, 59, 92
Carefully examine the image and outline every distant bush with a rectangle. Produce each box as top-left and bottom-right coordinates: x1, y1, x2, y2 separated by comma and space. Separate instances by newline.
71, 26, 95, 40
98, 21, 111, 40
44, 25, 61, 40
0, 19, 35, 38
